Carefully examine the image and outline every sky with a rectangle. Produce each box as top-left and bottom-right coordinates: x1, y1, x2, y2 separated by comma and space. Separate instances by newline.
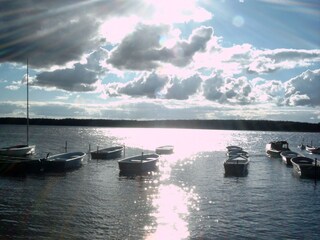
0, 0, 319, 123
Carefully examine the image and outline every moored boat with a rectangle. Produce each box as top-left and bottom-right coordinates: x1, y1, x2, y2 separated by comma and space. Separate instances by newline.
305, 145, 320, 154
41, 151, 86, 172
0, 155, 41, 175
155, 145, 174, 155
91, 145, 124, 159
118, 153, 159, 174
291, 156, 320, 179
224, 154, 249, 177
227, 149, 249, 158
266, 141, 290, 158
280, 150, 300, 166
0, 144, 35, 157
0, 60, 36, 157
226, 146, 243, 152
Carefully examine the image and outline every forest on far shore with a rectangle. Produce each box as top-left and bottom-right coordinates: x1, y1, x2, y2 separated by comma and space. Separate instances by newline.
0, 117, 319, 132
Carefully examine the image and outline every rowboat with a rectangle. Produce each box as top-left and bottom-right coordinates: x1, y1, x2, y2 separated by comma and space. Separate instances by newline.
91, 146, 123, 159
280, 150, 300, 166
41, 152, 86, 172
224, 154, 249, 177
291, 156, 320, 179
118, 153, 159, 174
0, 155, 40, 175
155, 145, 174, 155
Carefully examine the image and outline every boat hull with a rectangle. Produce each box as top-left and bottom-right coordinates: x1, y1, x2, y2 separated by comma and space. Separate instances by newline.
224, 162, 249, 176
42, 152, 86, 172
91, 146, 123, 160
0, 156, 41, 175
155, 145, 174, 155
0, 145, 35, 157
306, 146, 320, 154
118, 154, 159, 174
280, 151, 299, 166
291, 157, 320, 179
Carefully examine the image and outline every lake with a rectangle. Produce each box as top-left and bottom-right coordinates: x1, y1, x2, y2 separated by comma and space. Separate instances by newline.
0, 125, 319, 239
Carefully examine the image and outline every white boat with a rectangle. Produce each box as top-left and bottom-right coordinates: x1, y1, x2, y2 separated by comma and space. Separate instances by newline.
0, 144, 35, 157
91, 146, 124, 159
305, 145, 320, 154
41, 152, 86, 172
291, 156, 320, 179
155, 145, 174, 155
0, 60, 35, 157
280, 150, 300, 166
118, 153, 159, 174
266, 141, 290, 158
224, 154, 249, 176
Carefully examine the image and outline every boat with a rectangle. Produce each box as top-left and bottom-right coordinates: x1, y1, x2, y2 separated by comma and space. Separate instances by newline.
118, 153, 159, 174
227, 149, 249, 158
91, 146, 124, 159
226, 146, 243, 152
291, 156, 320, 179
0, 144, 35, 157
155, 145, 174, 155
224, 154, 249, 176
266, 141, 290, 158
305, 145, 320, 154
0, 59, 36, 157
280, 150, 300, 166
41, 152, 86, 172
0, 155, 41, 175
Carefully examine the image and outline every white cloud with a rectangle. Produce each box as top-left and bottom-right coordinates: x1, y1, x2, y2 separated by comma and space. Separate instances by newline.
283, 69, 320, 106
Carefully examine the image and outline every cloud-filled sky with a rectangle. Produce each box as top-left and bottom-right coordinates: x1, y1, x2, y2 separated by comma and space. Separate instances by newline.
0, 0, 319, 123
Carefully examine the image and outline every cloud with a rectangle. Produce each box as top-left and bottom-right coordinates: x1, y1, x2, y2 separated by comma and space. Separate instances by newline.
115, 73, 169, 98
0, 0, 212, 69
283, 69, 320, 106
108, 25, 213, 70
202, 73, 254, 105
165, 75, 202, 100
247, 49, 320, 74
107, 24, 170, 71
33, 48, 108, 92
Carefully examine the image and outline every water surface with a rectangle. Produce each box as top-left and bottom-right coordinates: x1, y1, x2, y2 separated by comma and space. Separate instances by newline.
0, 125, 319, 239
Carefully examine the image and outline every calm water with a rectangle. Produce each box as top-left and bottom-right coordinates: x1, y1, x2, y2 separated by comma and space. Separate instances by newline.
0, 125, 320, 240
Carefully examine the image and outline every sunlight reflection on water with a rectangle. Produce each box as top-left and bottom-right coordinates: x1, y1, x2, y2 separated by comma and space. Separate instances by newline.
145, 183, 200, 240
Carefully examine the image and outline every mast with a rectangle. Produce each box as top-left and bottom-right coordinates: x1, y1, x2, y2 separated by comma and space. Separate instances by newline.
27, 58, 29, 146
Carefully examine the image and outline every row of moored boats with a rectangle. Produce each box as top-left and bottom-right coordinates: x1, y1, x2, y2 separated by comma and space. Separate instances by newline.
266, 141, 320, 179
0, 143, 175, 176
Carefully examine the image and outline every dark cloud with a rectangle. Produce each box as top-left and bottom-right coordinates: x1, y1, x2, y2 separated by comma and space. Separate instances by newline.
33, 48, 108, 92
108, 24, 170, 70
283, 69, 320, 106
116, 72, 169, 98
0, 0, 140, 68
108, 25, 213, 70
168, 26, 213, 67
165, 75, 202, 100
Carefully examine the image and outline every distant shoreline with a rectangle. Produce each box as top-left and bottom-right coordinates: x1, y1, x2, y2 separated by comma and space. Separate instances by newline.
0, 117, 319, 132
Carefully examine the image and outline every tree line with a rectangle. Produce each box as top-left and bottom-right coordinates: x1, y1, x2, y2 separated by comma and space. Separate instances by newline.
0, 117, 319, 132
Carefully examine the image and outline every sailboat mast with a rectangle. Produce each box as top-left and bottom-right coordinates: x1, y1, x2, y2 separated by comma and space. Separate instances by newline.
27, 58, 29, 146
